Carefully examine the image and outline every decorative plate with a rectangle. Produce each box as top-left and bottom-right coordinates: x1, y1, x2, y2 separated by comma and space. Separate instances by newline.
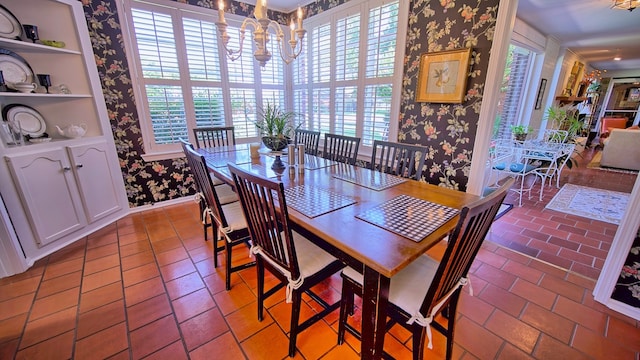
0, 5, 22, 40
28, 137, 51, 143
2, 104, 46, 137
0, 48, 34, 84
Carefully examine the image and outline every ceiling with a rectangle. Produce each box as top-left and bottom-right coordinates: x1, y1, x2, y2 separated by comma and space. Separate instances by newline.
517, 0, 640, 72
257, 0, 640, 72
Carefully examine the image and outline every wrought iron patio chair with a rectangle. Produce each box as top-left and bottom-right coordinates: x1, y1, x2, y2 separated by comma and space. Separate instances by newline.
490, 139, 541, 206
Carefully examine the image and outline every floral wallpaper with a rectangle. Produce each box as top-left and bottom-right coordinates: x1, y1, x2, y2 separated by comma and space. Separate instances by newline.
611, 228, 640, 308
81, 0, 294, 207
82, 0, 192, 206
399, 0, 498, 190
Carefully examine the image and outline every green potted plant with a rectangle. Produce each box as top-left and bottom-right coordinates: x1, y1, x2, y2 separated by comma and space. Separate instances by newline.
545, 105, 582, 139
510, 125, 533, 141
255, 103, 298, 151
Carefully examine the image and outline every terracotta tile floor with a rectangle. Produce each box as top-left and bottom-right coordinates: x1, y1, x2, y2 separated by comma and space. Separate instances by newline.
490, 147, 637, 279
0, 147, 639, 359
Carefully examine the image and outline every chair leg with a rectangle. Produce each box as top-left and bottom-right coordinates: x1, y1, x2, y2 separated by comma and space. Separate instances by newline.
212, 225, 220, 268
539, 175, 546, 201
199, 201, 208, 242
257, 258, 265, 321
225, 238, 233, 290
337, 279, 354, 345
444, 293, 461, 360
288, 290, 303, 357
412, 326, 427, 360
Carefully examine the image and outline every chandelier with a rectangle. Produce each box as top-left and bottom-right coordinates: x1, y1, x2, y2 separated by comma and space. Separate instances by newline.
216, 0, 306, 67
612, 0, 639, 11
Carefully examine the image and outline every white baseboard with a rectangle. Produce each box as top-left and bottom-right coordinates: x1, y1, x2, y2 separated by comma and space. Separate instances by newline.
129, 196, 195, 214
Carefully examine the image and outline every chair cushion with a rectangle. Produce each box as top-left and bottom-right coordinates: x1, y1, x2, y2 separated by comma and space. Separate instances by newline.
292, 231, 339, 280
210, 172, 225, 186
342, 254, 439, 316
509, 163, 537, 173
215, 183, 239, 205
493, 162, 506, 170
221, 201, 247, 233
252, 231, 338, 303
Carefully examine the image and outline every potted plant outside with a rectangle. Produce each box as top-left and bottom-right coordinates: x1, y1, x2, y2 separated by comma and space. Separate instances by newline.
545, 105, 582, 139
544, 105, 584, 169
510, 125, 533, 141
255, 103, 298, 151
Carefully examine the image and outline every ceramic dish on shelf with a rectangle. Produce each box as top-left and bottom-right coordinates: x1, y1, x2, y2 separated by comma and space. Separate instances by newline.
2, 104, 46, 138
0, 48, 34, 84
28, 136, 51, 143
0, 5, 22, 40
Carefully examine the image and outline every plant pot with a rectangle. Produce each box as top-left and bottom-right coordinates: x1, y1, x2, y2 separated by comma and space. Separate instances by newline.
262, 136, 289, 151
513, 133, 528, 141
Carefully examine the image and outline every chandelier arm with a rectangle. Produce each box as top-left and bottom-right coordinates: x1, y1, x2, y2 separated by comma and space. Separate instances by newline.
266, 20, 303, 64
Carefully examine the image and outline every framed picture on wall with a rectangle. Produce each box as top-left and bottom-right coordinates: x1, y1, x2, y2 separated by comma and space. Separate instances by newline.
415, 48, 472, 103
535, 78, 547, 110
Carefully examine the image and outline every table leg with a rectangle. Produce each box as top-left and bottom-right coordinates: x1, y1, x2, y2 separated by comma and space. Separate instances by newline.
361, 266, 390, 359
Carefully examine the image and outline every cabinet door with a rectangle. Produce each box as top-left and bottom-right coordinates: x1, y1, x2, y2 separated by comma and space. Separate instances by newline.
67, 142, 123, 223
5, 149, 86, 246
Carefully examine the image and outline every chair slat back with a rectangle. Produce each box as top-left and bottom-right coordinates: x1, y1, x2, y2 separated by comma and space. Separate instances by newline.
228, 163, 300, 279
193, 126, 236, 148
371, 140, 427, 180
294, 129, 320, 155
183, 144, 229, 228
323, 133, 360, 165
420, 178, 515, 317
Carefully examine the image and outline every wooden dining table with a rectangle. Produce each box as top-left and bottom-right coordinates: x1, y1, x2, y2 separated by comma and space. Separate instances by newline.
197, 145, 479, 359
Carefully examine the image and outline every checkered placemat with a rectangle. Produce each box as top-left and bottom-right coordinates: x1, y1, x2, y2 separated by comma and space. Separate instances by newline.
284, 185, 357, 218
356, 195, 459, 242
332, 167, 407, 191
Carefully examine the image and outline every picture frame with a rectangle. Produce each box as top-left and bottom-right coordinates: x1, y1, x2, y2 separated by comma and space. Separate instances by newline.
535, 78, 547, 110
415, 48, 472, 103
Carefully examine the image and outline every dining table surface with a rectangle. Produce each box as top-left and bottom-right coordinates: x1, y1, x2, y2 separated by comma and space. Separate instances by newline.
197, 144, 479, 359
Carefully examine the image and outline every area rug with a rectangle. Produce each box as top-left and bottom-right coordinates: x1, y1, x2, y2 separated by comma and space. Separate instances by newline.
545, 184, 629, 224
587, 151, 639, 175
494, 203, 513, 221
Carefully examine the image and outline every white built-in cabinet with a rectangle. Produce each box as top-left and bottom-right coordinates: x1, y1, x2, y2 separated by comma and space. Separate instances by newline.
0, 0, 128, 277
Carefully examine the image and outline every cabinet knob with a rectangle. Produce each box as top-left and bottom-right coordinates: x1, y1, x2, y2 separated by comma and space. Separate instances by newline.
76, 164, 83, 169
63, 167, 71, 172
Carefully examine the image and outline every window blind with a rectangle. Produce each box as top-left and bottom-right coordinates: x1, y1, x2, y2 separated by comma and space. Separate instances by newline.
335, 14, 360, 82
131, 9, 180, 80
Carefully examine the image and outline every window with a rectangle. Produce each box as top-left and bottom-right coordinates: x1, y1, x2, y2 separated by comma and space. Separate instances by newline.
122, 0, 286, 155
494, 44, 535, 140
293, 0, 402, 149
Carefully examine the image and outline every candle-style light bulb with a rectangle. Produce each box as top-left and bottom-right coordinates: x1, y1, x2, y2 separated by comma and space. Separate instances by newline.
218, 0, 225, 22
290, 21, 295, 40
297, 6, 303, 29
255, 0, 266, 19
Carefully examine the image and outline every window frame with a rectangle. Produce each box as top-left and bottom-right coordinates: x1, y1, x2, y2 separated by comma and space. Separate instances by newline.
119, 0, 288, 160
293, 0, 407, 158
